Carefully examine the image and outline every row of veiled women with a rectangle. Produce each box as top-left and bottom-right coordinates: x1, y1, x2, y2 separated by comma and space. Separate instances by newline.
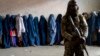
0, 14, 63, 48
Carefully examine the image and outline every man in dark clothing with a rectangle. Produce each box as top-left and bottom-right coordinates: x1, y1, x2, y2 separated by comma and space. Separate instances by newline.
61, 0, 88, 56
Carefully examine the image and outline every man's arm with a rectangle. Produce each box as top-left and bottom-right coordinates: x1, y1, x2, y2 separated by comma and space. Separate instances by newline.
61, 17, 73, 41
79, 15, 88, 39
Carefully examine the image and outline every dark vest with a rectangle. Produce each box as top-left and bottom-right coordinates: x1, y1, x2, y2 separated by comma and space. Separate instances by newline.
65, 15, 85, 38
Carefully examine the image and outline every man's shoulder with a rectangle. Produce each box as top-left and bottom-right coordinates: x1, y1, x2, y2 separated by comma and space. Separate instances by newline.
62, 15, 70, 22
62, 16, 66, 23
78, 14, 83, 19
78, 14, 85, 22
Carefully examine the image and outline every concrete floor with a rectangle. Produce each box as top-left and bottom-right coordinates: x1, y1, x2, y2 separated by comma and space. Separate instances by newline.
0, 46, 100, 56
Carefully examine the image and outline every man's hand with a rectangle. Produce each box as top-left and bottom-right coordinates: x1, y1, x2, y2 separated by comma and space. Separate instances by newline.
79, 38, 85, 44
72, 37, 85, 46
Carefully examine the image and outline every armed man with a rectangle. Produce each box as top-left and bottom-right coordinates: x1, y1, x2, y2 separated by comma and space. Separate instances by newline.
61, 0, 88, 56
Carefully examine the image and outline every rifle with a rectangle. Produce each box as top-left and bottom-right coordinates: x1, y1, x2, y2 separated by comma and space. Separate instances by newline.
69, 16, 89, 56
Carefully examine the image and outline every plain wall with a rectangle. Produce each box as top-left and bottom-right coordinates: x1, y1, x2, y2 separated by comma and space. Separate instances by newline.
0, 0, 100, 18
